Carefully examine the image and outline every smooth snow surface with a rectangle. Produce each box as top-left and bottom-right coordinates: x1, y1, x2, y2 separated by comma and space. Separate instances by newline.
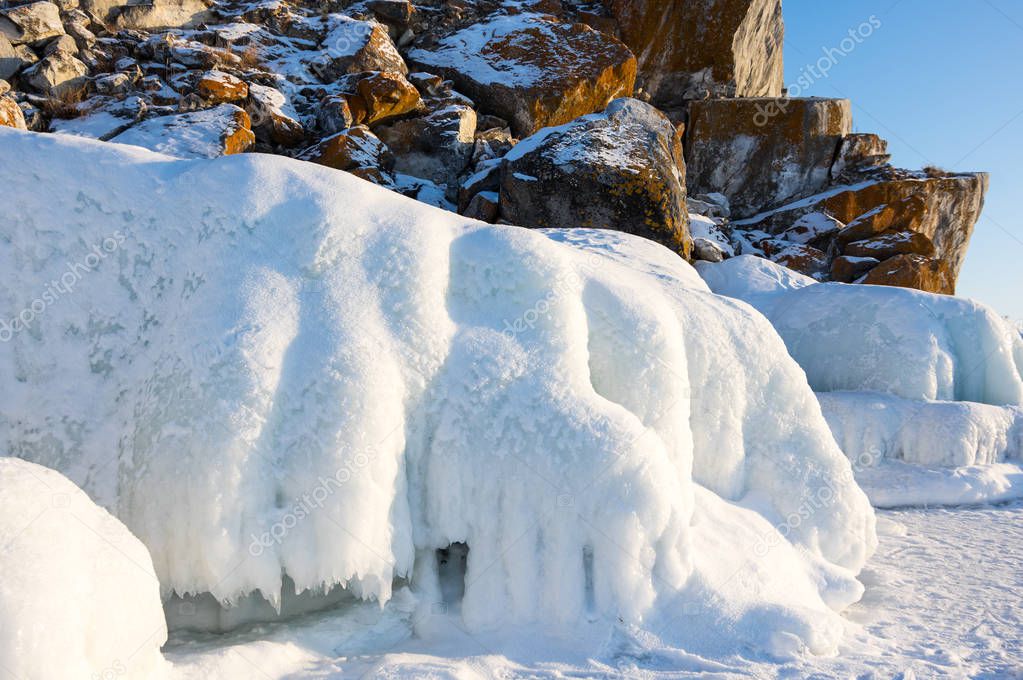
0, 129, 874, 659
0, 458, 168, 680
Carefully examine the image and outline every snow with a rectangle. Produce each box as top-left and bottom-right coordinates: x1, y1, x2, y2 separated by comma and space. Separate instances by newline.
698, 256, 1023, 405
0, 129, 874, 660
0, 457, 168, 680
164, 502, 1023, 678
819, 391, 1023, 506
111, 103, 248, 158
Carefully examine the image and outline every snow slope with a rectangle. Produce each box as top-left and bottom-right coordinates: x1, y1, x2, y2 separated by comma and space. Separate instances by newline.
0, 129, 873, 661
0, 458, 168, 680
698, 255, 1023, 506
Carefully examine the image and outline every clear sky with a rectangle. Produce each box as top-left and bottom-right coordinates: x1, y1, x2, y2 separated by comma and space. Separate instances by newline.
783, 0, 1023, 319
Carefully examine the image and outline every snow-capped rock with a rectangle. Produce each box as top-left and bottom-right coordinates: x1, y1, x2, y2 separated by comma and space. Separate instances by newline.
0, 457, 168, 680
111, 103, 255, 158
499, 97, 691, 255
0, 129, 874, 657
408, 12, 636, 137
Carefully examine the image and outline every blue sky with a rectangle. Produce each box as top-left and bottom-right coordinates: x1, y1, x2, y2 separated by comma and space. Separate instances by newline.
784, 0, 1023, 319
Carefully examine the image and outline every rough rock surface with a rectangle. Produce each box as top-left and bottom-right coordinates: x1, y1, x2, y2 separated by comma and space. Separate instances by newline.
686, 97, 851, 218
607, 0, 784, 106
0, 90, 26, 129
311, 15, 407, 81
114, 0, 213, 30
500, 97, 690, 255
861, 254, 956, 294
408, 13, 636, 137
0, 2, 64, 45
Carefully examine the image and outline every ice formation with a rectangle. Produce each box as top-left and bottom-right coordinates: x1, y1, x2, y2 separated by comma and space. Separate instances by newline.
698, 255, 1023, 506
0, 129, 874, 657
0, 457, 168, 680
697, 256, 1023, 405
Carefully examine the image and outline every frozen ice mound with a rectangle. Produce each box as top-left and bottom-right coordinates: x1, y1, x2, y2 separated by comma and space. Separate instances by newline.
0, 129, 874, 657
698, 255, 1023, 507
0, 457, 168, 680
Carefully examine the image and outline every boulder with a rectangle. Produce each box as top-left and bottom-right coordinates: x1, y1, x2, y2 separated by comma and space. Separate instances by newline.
354, 71, 420, 125
830, 255, 879, 283
197, 70, 249, 103
861, 254, 956, 295
310, 15, 407, 82
375, 101, 476, 189
831, 132, 890, 180
463, 190, 499, 222
685, 97, 851, 218
735, 172, 988, 286
408, 13, 636, 137
0, 34, 23, 80
246, 83, 304, 146
843, 230, 935, 260
606, 0, 784, 106
0, 2, 64, 45
0, 92, 27, 129
297, 126, 394, 174
114, 0, 213, 30
111, 104, 255, 158
771, 243, 829, 279
499, 97, 690, 255
23, 49, 88, 94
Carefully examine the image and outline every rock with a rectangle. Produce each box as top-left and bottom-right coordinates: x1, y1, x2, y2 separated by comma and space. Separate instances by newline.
366, 0, 414, 27
197, 70, 249, 103
0, 33, 23, 80
297, 126, 394, 174
685, 97, 851, 218
606, 0, 784, 106
246, 83, 304, 146
408, 13, 636, 137
95, 71, 132, 94
64, 19, 95, 51
831, 132, 891, 180
780, 211, 843, 245
375, 101, 476, 189
111, 103, 255, 158
316, 93, 355, 135
0, 91, 27, 129
311, 15, 407, 82
463, 190, 499, 222
499, 97, 690, 255
354, 71, 421, 125
771, 243, 829, 279
693, 237, 726, 263
43, 34, 78, 56
24, 49, 88, 94
830, 255, 879, 283
843, 230, 935, 260
861, 254, 955, 295
825, 175, 988, 278
458, 159, 501, 212
0, 2, 64, 46
115, 0, 214, 30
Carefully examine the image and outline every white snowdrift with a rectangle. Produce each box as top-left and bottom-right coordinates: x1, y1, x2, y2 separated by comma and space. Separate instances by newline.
698, 256, 1023, 405
0, 129, 874, 657
0, 457, 167, 680
698, 256, 1023, 506
819, 391, 1023, 507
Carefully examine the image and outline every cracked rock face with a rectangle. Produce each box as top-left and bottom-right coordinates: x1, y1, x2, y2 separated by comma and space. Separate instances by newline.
606, 0, 784, 106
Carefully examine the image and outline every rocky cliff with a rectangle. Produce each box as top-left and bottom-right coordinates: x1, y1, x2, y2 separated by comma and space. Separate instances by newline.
0, 0, 987, 294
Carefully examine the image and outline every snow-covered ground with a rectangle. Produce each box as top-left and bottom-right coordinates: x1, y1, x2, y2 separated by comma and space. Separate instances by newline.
163, 500, 1023, 679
